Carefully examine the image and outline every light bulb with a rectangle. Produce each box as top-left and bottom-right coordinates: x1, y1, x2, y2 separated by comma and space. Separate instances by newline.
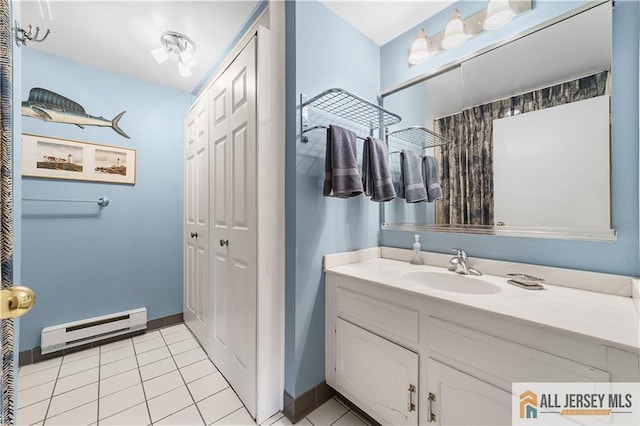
408, 29, 430, 65
441, 9, 467, 50
178, 58, 192, 77
484, 0, 516, 30
151, 46, 169, 64
179, 50, 197, 68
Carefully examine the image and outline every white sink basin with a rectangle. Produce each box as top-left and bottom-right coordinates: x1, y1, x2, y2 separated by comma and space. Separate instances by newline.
403, 271, 502, 295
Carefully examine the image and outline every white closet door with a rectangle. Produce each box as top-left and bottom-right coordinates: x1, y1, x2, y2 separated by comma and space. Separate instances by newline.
209, 37, 257, 417
184, 94, 210, 348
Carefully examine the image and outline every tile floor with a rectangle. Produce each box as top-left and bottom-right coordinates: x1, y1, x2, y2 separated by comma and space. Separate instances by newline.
17, 323, 370, 426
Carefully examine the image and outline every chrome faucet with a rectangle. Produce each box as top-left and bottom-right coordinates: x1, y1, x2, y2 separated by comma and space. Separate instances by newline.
448, 248, 482, 276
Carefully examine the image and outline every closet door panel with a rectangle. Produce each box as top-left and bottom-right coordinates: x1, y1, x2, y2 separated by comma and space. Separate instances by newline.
184, 95, 209, 348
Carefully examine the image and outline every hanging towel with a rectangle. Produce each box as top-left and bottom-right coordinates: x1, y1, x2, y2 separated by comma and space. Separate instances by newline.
399, 150, 428, 203
323, 125, 363, 198
362, 137, 396, 202
423, 155, 443, 202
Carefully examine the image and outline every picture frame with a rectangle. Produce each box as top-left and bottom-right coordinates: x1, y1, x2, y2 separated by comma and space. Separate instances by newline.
22, 134, 136, 185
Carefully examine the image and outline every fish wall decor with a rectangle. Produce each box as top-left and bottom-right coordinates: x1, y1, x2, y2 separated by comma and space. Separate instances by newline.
22, 88, 130, 139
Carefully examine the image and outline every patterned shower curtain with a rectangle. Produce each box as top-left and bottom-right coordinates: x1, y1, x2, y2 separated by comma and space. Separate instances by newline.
0, 0, 15, 424
435, 70, 609, 226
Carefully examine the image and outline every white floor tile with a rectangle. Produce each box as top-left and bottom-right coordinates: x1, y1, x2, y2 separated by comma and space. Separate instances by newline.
168, 338, 200, 356
214, 407, 256, 425
260, 412, 284, 426
17, 365, 58, 391
100, 368, 141, 397
54, 367, 98, 395
174, 347, 207, 368
136, 345, 171, 367
270, 416, 293, 426
100, 345, 135, 365
306, 399, 348, 426
62, 347, 99, 364
187, 372, 229, 402
58, 355, 99, 378
18, 357, 61, 377
155, 404, 204, 426
133, 330, 160, 343
99, 356, 138, 379
45, 400, 97, 426
100, 338, 132, 354
99, 402, 150, 426
180, 359, 218, 384
197, 387, 243, 425
99, 383, 146, 420
143, 370, 184, 400
134, 337, 166, 354
147, 385, 193, 423
140, 357, 177, 381
163, 328, 194, 345
16, 399, 48, 426
160, 324, 188, 336
332, 412, 367, 426
47, 382, 98, 418
17, 381, 55, 409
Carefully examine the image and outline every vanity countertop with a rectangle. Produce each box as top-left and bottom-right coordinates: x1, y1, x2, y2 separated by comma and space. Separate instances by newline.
325, 258, 640, 353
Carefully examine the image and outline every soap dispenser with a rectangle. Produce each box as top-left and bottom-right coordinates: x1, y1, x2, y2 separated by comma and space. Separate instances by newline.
410, 234, 425, 265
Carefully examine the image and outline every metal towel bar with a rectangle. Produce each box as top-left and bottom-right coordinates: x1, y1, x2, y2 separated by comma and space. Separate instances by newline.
22, 196, 110, 207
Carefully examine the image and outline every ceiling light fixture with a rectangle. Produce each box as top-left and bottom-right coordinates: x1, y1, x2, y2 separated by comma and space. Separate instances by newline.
406, 1, 531, 66
408, 28, 430, 65
151, 31, 197, 78
484, 0, 516, 30
441, 9, 467, 50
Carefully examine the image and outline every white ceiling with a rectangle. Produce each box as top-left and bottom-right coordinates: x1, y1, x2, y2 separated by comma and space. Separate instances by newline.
20, 0, 261, 93
320, 0, 456, 46
20, 0, 455, 93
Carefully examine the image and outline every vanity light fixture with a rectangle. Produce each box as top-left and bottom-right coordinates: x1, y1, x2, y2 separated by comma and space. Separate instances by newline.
408, 28, 431, 65
406, 1, 531, 66
484, 0, 516, 30
441, 9, 467, 50
150, 31, 197, 78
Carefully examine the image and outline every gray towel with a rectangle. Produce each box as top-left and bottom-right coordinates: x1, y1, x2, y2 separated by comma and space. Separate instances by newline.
362, 137, 396, 202
399, 150, 427, 203
323, 125, 363, 198
423, 155, 443, 202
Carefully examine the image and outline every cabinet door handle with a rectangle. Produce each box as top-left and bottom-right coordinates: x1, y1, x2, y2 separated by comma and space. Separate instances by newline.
190, 232, 198, 238
407, 384, 416, 412
428, 392, 436, 423
219, 239, 229, 247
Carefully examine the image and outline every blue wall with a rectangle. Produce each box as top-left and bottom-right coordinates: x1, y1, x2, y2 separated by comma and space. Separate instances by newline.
285, 0, 381, 397
20, 49, 191, 350
379, 1, 640, 277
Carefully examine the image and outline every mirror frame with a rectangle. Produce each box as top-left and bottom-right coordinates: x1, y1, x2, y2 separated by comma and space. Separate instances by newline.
380, 0, 616, 242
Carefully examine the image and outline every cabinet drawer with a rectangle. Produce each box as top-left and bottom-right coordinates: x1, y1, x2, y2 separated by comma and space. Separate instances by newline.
336, 287, 419, 344
335, 318, 418, 426
428, 317, 610, 391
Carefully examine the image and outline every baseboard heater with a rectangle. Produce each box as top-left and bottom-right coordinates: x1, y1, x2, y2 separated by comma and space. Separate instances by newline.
41, 307, 147, 354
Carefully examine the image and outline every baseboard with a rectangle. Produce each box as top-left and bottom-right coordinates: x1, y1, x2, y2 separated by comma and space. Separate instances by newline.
283, 381, 335, 423
18, 312, 183, 367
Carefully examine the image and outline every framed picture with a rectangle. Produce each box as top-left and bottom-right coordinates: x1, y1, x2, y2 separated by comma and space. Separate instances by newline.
22, 134, 136, 184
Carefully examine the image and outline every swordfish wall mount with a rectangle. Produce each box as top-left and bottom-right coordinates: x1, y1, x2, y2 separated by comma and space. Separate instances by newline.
22, 88, 130, 139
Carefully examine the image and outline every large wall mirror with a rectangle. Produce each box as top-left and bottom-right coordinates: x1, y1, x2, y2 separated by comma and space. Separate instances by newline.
382, 2, 614, 241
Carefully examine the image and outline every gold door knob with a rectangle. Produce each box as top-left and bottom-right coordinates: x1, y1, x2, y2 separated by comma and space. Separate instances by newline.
1, 286, 36, 319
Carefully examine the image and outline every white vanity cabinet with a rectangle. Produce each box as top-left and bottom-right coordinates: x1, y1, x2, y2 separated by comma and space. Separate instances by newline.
325, 270, 639, 426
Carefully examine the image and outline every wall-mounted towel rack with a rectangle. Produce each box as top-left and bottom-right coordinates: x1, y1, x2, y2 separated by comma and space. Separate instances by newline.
22, 196, 110, 207
386, 126, 451, 149
300, 88, 401, 143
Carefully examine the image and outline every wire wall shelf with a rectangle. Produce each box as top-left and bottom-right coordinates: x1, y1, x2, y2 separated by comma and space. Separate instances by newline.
387, 126, 451, 149
301, 88, 401, 143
